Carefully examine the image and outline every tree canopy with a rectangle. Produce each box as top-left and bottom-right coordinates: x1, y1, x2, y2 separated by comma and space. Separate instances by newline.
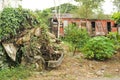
73, 0, 105, 19
50, 3, 77, 13
64, 24, 89, 55
35, 9, 51, 26
112, 12, 120, 24
75, 0, 104, 9
34, 3, 78, 26
113, 0, 120, 11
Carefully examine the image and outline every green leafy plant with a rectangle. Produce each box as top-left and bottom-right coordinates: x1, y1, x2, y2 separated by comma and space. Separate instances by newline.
107, 32, 120, 50
0, 66, 32, 80
0, 7, 39, 40
112, 12, 120, 24
82, 36, 115, 60
35, 9, 51, 26
64, 24, 90, 55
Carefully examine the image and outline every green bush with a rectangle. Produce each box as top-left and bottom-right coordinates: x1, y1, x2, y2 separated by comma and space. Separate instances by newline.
0, 66, 32, 80
0, 7, 39, 39
64, 24, 90, 54
82, 36, 115, 60
112, 12, 120, 24
107, 32, 117, 39
64, 24, 89, 48
107, 32, 120, 50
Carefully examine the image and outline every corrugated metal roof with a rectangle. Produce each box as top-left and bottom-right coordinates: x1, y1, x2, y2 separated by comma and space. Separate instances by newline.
51, 13, 113, 20
52, 13, 73, 18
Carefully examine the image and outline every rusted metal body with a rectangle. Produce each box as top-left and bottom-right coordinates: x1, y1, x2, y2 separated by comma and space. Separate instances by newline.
50, 14, 117, 37
1, 27, 64, 70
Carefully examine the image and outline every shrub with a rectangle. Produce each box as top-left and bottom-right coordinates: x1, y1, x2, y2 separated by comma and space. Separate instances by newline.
0, 7, 39, 40
107, 32, 120, 50
64, 24, 90, 55
82, 36, 115, 60
112, 12, 120, 24
0, 66, 32, 80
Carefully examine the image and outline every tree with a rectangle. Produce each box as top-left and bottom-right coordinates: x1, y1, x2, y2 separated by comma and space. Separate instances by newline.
64, 24, 89, 55
113, 0, 120, 11
82, 36, 115, 60
56, 3, 77, 13
73, 5, 94, 18
112, 12, 120, 24
49, 3, 77, 13
35, 3, 78, 26
35, 9, 51, 26
94, 8, 111, 19
73, 0, 105, 19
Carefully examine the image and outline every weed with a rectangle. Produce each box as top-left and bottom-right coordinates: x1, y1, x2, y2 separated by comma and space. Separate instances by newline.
104, 73, 114, 78
0, 66, 32, 80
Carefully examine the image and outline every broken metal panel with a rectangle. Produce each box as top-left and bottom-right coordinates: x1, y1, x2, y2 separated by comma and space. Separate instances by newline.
2, 43, 18, 61
48, 52, 64, 68
0, 27, 64, 70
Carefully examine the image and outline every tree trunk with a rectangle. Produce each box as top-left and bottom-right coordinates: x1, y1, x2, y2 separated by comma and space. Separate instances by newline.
73, 47, 77, 56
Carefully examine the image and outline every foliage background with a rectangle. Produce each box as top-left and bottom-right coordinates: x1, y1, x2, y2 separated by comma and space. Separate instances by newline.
64, 24, 89, 54
0, 7, 39, 40
82, 36, 115, 60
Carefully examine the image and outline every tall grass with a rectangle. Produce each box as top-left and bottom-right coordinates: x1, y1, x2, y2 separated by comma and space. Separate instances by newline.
0, 66, 32, 80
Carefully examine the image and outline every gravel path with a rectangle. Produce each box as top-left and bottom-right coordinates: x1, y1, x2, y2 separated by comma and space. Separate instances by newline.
28, 51, 120, 80
88, 77, 120, 80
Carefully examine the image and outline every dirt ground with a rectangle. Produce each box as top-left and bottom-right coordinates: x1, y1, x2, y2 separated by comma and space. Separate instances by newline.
27, 45, 120, 80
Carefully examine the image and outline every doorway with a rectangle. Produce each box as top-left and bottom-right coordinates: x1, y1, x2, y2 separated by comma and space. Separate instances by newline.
107, 22, 111, 32
91, 22, 95, 31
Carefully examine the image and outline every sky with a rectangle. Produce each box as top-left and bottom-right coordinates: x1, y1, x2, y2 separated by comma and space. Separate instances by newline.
21, 0, 114, 14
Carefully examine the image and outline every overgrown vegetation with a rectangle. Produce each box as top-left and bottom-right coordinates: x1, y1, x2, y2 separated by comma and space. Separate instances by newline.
0, 7, 39, 40
112, 12, 120, 24
107, 32, 120, 51
35, 9, 51, 26
0, 66, 32, 80
34, 3, 77, 26
50, 3, 78, 13
0, 7, 63, 71
64, 24, 89, 55
0, 7, 46, 69
73, 0, 106, 19
82, 36, 115, 60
